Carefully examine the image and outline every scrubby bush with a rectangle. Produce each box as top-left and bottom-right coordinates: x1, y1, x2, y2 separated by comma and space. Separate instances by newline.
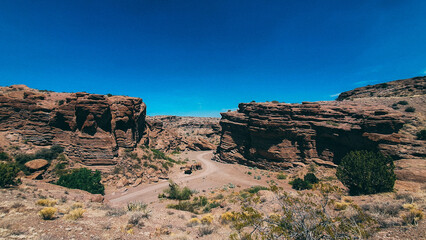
405, 106, 416, 112
71, 202, 83, 209
416, 129, 426, 140
0, 162, 20, 188
127, 201, 147, 212
220, 212, 235, 224
105, 208, 126, 217
198, 225, 214, 236
167, 196, 208, 213
201, 214, 213, 224
36, 199, 57, 207
290, 178, 312, 190
304, 173, 319, 184
187, 217, 201, 227
246, 186, 268, 194
337, 150, 395, 195
402, 203, 424, 225
35, 145, 64, 160
38, 207, 57, 220
65, 208, 85, 220
0, 152, 10, 161
128, 213, 145, 228
57, 168, 104, 195
397, 100, 408, 105
289, 173, 319, 190
276, 173, 287, 179
161, 181, 192, 200
228, 184, 375, 239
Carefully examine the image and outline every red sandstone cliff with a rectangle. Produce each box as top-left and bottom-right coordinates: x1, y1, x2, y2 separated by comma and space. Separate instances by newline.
215, 100, 422, 170
0, 85, 146, 165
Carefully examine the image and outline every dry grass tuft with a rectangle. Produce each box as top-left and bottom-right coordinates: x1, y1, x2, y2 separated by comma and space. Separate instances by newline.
64, 208, 86, 220
201, 214, 213, 225
38, 207, 57, 220
36, 199, 57, 207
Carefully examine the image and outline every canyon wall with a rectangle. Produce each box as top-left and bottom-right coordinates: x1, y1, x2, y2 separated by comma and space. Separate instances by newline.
215, 101, 411, 170
146, 115, 220, 152
0, 85, 146, 165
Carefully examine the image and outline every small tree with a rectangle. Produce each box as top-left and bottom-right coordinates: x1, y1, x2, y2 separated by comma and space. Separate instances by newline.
337, 150, 395, 195
304, 173, 319, 184
416, 129, 426, 140
0, 162, 20, 188
57, 168, 104, 195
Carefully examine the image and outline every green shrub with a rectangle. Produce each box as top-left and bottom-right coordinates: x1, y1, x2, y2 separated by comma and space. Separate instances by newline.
0, 162, 20, 188
161, 181, 192, 200
397, 100, 408, 105
167, 196, 219, 214
57, 168, 104, 195
290, 178, 312, 190
416, 129, 426, 140
337, 151, 395, 195
0, 152, 10, 161
15, 153, 35, 165
35, 145, 64, 160
304, 173, 319, 184
405, 107, 415, 112
246, 186, 268, 194
277, 173, 287, 179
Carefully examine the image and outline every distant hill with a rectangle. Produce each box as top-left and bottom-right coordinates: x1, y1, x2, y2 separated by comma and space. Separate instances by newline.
337, 76, 425, 101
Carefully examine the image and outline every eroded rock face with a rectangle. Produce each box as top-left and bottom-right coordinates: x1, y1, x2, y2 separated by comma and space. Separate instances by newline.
146, 116, 220, 152
215, 101, 409, 170
0, 85, 146, 165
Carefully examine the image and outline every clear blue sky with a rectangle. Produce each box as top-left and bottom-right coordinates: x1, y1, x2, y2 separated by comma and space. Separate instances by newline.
1, 0, 425, 117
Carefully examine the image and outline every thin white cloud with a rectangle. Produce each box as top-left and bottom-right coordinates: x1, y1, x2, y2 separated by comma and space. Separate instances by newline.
353, 79, 378, 86
422, 69, 426, 75
329, 93, 340, 98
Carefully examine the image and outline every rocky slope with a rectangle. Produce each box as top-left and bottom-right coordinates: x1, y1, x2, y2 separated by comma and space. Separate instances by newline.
337, 76, 425, 100
0, 84, 147, 165
215, 76, 425, 171
146, 116, 220, 152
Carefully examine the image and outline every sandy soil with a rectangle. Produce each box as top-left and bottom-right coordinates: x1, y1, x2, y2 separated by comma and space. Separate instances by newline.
106, 151, 279, 205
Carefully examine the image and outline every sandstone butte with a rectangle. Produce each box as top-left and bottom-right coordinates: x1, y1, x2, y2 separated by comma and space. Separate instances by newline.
215, 76, 425, 170
0, 84, 147, 165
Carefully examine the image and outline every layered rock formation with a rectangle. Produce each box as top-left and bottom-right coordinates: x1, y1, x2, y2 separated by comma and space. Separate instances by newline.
337, 76, 425, 100
146, 115, 220, 152
216, 101, 411, 170
0, 85, 146, 165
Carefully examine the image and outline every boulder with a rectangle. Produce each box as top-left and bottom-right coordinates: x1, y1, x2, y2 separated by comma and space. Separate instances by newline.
90, 194, 104, 203
25, 159, 49, 170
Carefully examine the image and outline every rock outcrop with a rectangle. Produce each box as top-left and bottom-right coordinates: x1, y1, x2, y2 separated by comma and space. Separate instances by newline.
337, 76, 425, 100
25, 159, 49, 170
146, 115, 220, 152
0, 85, 146, 165
215, 101, 410, 170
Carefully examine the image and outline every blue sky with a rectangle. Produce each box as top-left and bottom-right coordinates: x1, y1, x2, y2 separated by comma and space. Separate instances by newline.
1, 0, 425, 117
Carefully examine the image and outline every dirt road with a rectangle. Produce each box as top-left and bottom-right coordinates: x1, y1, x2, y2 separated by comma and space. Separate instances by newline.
106, 151, 265, 205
